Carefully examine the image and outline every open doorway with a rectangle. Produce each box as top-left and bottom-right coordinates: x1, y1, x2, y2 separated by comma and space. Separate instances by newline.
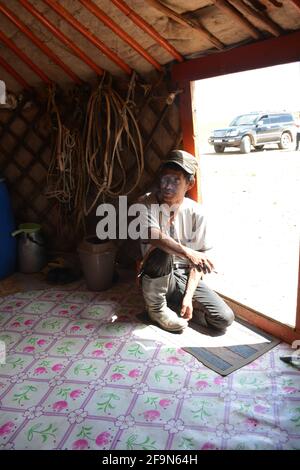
193, 62, 300, 327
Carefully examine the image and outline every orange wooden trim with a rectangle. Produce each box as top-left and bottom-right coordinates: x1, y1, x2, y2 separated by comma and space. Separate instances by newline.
111, 0, 183, 62
0, 55, 31, 89
19, 0, 103, 76
79, 0, 163, 71
222, 295, 300, 344
290, 0, 300, 10
177, 80, 201, 203
172, 30, 300, 83
0, 30, 51, 84
0, 1, 81, 84
296, 245, 300, 331
42, 0, 131, 75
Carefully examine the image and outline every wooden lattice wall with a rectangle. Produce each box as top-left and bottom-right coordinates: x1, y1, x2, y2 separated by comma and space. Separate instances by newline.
0, 75, 182, 258
0, 93, 55, 234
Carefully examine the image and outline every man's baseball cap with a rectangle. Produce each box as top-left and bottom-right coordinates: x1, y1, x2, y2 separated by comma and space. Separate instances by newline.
162, 149, 198, 176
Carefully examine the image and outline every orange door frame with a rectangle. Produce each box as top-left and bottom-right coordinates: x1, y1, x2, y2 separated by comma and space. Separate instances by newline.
172, 31, 300, 343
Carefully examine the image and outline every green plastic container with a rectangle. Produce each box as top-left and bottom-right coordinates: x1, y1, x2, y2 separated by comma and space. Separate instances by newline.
11, 223, 42, 237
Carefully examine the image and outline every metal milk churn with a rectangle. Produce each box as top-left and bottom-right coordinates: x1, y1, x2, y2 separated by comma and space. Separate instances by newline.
12, 223, 47, 273
0, 177, 16, 279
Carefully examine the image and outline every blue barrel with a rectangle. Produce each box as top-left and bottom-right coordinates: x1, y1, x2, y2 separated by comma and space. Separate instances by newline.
0, 178, 16, 279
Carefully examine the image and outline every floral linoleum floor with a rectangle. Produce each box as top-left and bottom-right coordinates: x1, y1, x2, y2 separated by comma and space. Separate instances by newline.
0, 278, 300, 451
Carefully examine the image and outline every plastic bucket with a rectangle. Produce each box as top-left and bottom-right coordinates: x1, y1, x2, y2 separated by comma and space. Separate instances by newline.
0, 178, 16, 279
78, 237, 117, 291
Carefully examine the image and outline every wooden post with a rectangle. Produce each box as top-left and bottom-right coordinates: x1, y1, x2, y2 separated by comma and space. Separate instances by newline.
177, 80, 201, 203
172, 30, 300, 83
296, 244, 300, 332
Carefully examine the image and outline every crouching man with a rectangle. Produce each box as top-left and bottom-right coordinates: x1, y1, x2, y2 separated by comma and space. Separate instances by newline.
139, 149, 234, 334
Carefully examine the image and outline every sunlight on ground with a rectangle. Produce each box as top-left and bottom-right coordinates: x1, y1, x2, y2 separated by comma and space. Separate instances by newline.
132, 320, 270, 349
197, 150, 299, 327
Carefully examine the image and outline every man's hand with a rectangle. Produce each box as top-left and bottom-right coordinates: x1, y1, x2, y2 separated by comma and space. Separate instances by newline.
184, 247, 214, 274
180, 295, 193, 321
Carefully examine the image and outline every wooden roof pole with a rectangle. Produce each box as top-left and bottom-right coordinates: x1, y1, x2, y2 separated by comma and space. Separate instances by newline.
213, 0, 262, 39
0, 2, 81, 84
258, 0, 283, 7
0, 55, 31, 89
111, 0, 183, 62
145, 0, 224, 50
78, 0, 163, 71
19, 0, 103, 76
0, 30, 51, 84
229, 0, 283, 37
290, 0, 300, 10
42, 0, 131, 75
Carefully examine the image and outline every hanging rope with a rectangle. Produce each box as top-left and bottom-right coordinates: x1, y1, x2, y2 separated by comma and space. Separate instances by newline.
83, 72, 144, 215
46, 85, 77, 206
45, 74, 145, 231
45, 84, 86, 235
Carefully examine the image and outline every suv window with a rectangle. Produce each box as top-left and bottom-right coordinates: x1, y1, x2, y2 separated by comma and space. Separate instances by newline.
269, 116, 279, 124
260, 117, 271, 125
279, 114, 293, 123
230, 114, 259, 126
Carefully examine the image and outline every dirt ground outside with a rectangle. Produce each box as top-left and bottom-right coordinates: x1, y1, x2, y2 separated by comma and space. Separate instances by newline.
198, 145, 300, 327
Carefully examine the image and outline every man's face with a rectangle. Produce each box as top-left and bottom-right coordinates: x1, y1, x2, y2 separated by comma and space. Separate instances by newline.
159, 168, 191, 204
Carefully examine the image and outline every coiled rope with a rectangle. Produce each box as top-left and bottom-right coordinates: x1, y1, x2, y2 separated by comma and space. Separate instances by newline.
46, 73, 144, 228
83, 72, 144, 215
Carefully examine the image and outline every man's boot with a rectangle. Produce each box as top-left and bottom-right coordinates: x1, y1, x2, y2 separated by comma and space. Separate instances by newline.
142, 274, 188, 332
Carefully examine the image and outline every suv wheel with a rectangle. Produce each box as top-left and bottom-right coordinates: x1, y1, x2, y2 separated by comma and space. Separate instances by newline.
240, 135, 251, 154
214, 144, 225, 153
279, 132, 292, 150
